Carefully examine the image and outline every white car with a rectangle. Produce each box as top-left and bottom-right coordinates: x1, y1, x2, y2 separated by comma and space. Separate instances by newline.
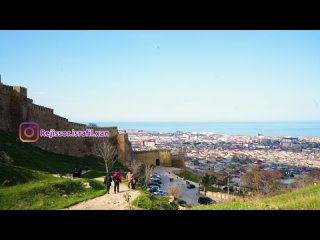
153, 190, 167, 196
150, 173, 161, 179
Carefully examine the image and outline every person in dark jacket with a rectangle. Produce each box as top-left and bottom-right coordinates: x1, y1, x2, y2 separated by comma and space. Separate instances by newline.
103, 175, 112, 194
132, 176, 138, 190
73, 168, 78, 178
112, 172, 122, 193
77, 167, 82, 178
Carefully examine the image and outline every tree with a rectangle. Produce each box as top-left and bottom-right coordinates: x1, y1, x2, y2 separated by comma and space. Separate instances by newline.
202, 171, 217, 186
241, 167, 282, 194
167, 183, 182, 200
143, 164, 154, 187
93, 139, 117, 176
241, 166, 261, 193
260, 170, 281, 194
131, 160, 142, 178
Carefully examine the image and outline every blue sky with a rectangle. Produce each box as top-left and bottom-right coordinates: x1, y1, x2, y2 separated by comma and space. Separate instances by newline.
1, 30, 320, 122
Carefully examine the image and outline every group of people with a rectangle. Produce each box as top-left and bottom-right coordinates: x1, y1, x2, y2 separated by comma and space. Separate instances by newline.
103, 171, 138, 194
103, 172, 121, 194
125, 171, 138, 190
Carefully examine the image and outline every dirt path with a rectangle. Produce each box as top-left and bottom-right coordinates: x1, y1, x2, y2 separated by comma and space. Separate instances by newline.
64, 177, 141, 210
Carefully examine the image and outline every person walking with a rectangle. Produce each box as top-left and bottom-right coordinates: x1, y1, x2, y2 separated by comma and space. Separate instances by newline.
132, 176, 138, 190
126, 171, 133, 190
103, 175, 112, 194
112, 172, 121, 193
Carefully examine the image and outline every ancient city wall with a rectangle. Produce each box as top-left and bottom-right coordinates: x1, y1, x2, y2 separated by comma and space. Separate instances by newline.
0, 80, 180, 167
133, 149, 173, 167
0, 81, 120, 158
117, 133, 134, 165
0, 84, 13, 132
171, 154, 185, 168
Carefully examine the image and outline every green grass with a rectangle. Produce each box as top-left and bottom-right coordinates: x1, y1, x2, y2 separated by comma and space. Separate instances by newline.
132, 191, 178, 210
82, 170, 106, 179
0, 161, 107, 210
0, 162, 50, 186
0, 130, 106, 174
0, 130, 130, 210
0, 178, 106, 210
192, 184, 320, 210
176, 170, 202, 183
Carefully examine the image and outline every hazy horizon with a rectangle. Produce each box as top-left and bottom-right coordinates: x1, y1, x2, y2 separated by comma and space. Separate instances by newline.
89, 121, 320, 137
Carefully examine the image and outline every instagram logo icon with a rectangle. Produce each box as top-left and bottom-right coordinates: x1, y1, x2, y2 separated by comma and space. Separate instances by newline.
19, 122, 40, 142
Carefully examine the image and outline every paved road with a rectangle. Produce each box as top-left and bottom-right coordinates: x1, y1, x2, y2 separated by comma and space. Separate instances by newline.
154, 167, 200, 207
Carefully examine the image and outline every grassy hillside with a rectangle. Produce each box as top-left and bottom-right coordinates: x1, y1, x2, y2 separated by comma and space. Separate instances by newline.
193, 184, 320, 210
0, 173, 106, 210
0, 130, 127, 210
0, 130, 106, 174
0, 162, 48, 186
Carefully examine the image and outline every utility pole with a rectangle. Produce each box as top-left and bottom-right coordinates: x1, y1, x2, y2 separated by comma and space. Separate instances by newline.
227, 172, 230, 197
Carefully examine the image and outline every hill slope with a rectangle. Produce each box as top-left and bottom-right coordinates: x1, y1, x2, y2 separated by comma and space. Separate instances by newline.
0, 129, 106, 174
0, 130, 126, 210
193, 184, 320, 210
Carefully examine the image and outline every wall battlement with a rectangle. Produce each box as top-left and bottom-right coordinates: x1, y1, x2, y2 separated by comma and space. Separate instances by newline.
95, 127, 118, 131
31, 103, 54, 113
68, 121, 87, 129
13, 86, 27, 96
0, 83, 14, 94
52, 114, 68, 122
0, 83, 27, 97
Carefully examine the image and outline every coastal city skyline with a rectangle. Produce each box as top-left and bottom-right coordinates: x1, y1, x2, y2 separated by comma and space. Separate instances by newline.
1, 30, 320, 122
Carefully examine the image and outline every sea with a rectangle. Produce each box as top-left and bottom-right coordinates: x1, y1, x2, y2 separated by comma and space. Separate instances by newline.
94, 121, 320, 137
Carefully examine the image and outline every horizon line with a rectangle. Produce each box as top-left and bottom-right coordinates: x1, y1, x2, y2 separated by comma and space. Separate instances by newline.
79, 120, 320, 123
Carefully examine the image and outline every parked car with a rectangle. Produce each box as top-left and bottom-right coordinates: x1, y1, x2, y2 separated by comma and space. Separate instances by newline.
151, 173, 161, 179
147, 182, 161, 188
186, 184, 196, 189
198, 196, 215, 205
150, 177, 162, 184
147, 186, 160, 193
150, 176, 161, 180
153, 190, 167, 196
176, 199, 187, 206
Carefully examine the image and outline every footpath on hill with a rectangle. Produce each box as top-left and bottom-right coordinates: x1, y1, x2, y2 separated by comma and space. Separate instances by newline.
64, 177, 141, 210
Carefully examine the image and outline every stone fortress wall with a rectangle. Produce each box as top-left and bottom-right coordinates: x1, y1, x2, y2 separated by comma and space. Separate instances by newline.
0, 78, 183, 168
133, 150, 185, 168
133, 149, 172, 167
0, 79, 128, 162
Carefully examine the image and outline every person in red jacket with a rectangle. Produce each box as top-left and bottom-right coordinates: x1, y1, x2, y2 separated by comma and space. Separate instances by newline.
112, 172, 122, 193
